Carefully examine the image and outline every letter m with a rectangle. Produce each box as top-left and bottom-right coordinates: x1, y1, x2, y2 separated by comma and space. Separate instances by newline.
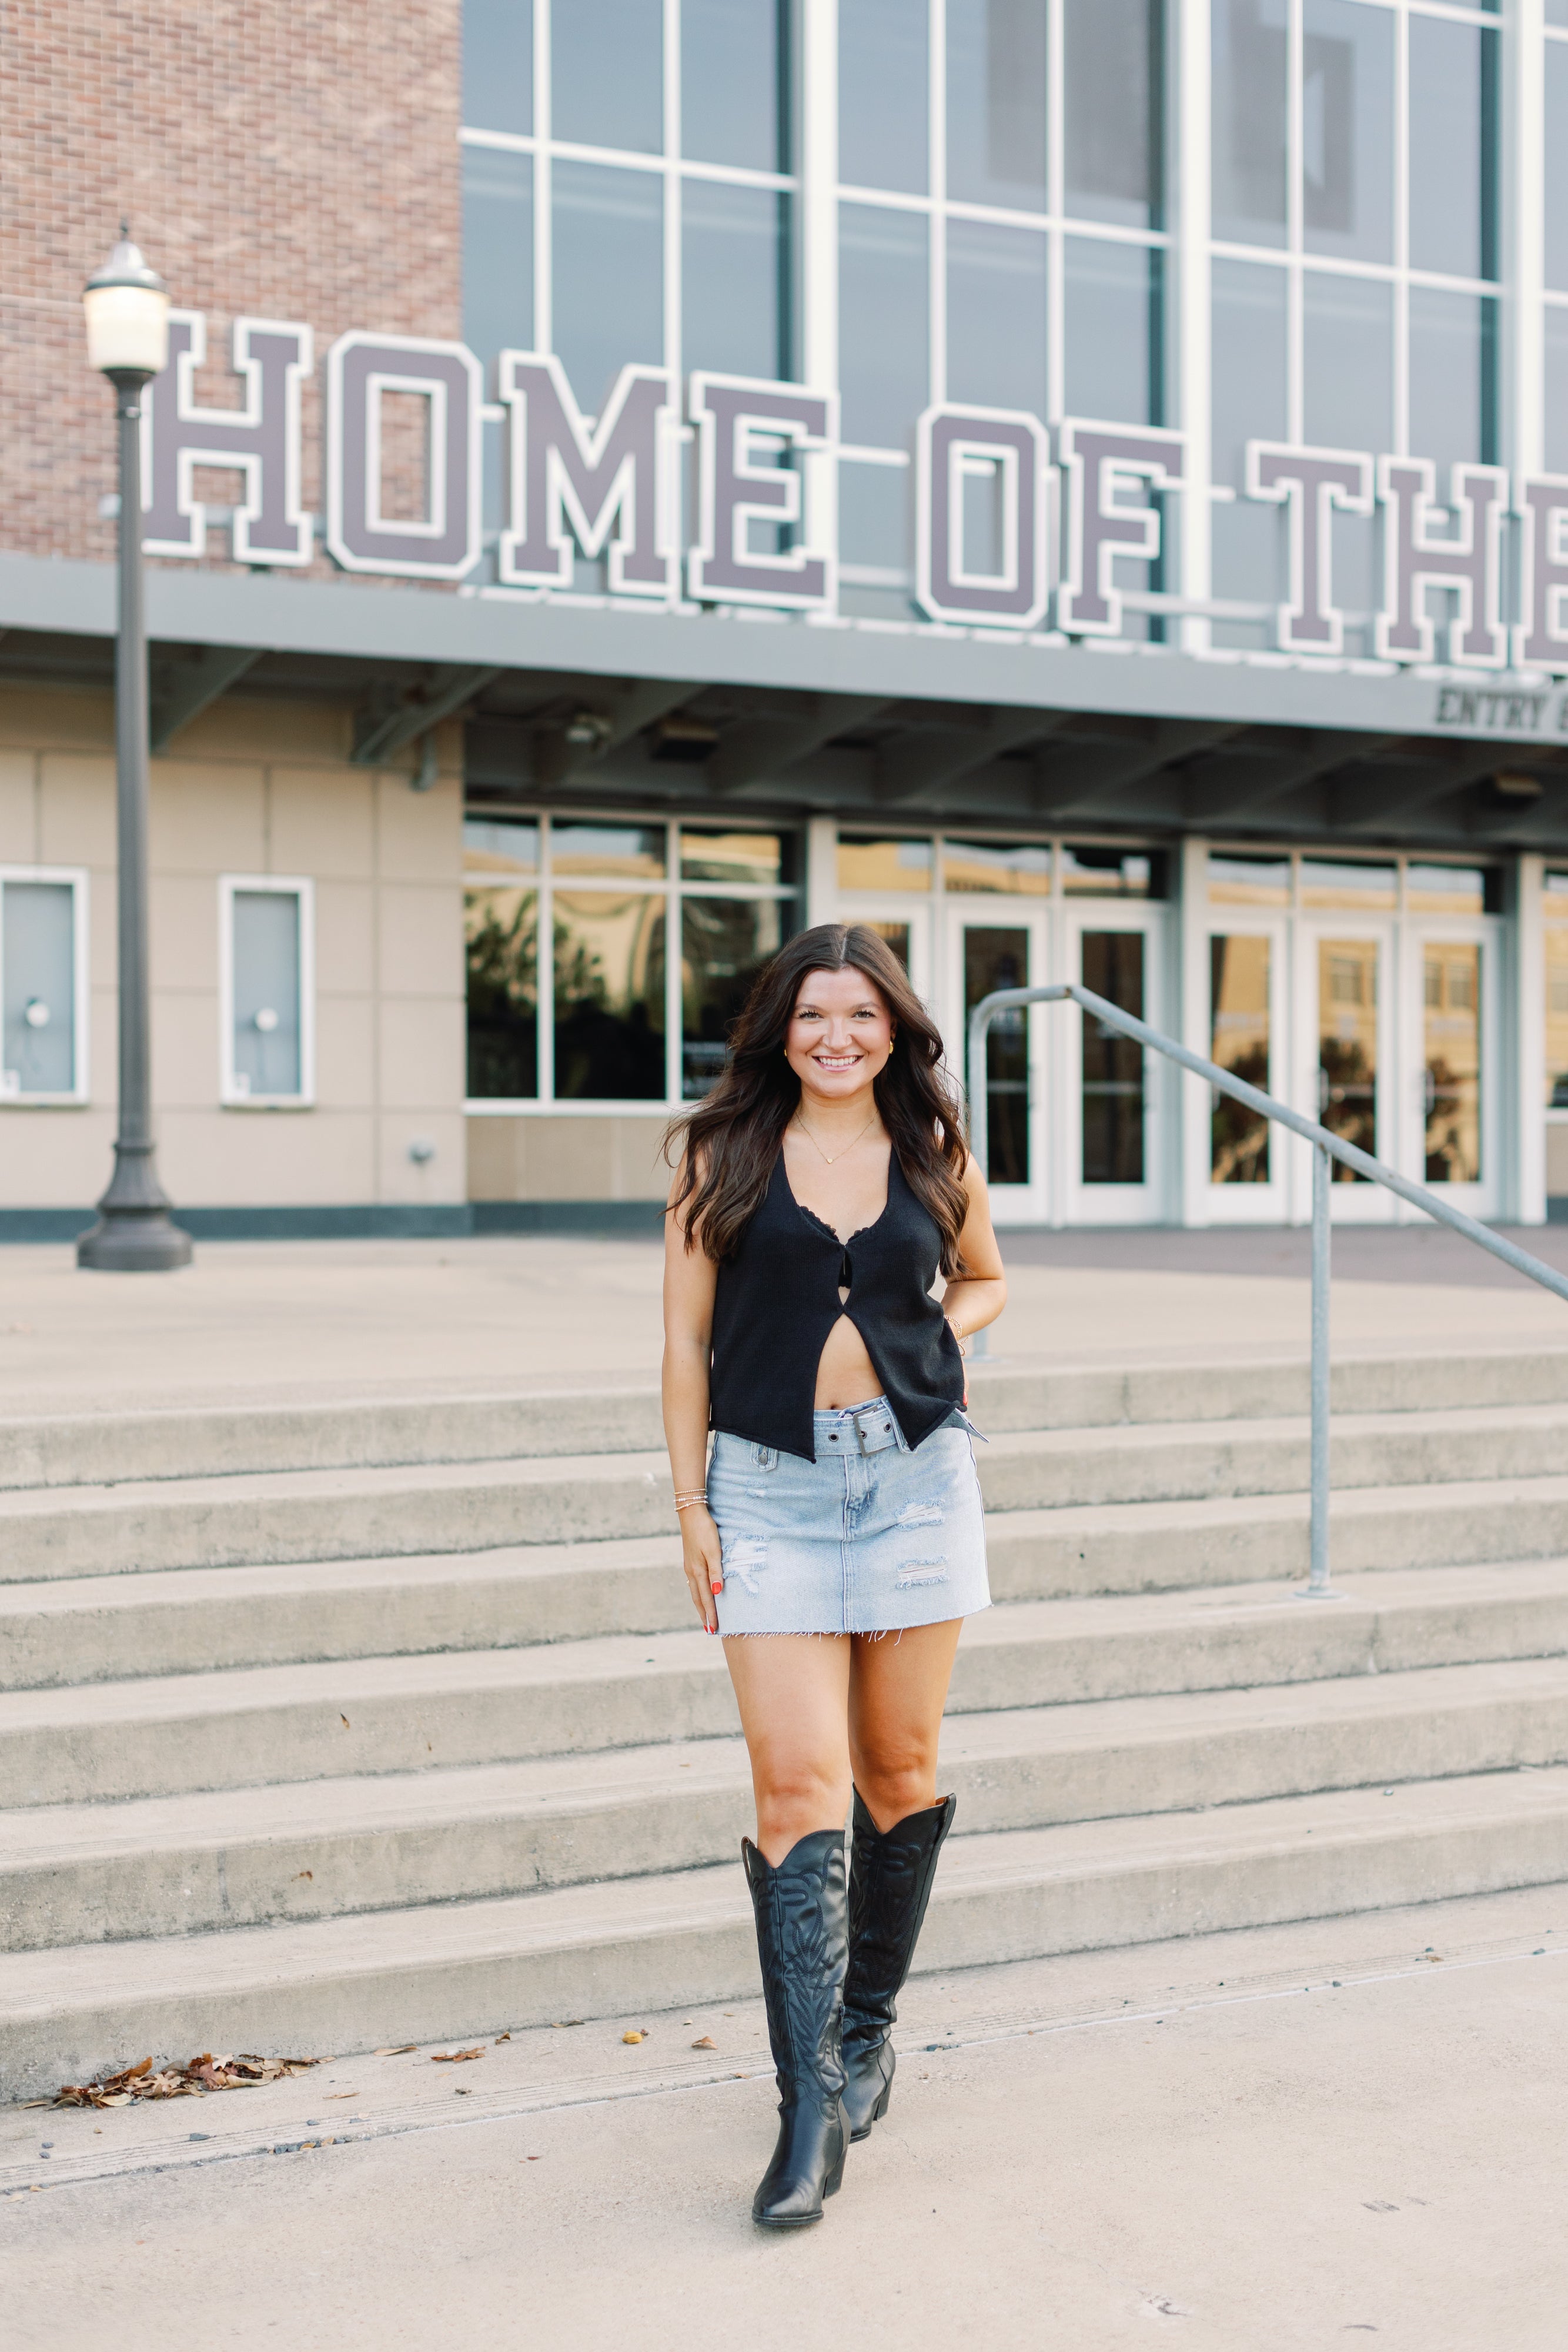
497, 354, 675, 596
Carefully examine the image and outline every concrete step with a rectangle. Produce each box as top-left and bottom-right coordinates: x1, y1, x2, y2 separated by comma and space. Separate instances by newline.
5, 1765, 1567, 2102
5, 1648, 1568, 1950
8, 1405, 1568, 1585
9, 1347, 1568, 1491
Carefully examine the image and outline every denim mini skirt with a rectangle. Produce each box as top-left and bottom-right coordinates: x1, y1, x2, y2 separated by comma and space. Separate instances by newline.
708, 1396, 991, 1636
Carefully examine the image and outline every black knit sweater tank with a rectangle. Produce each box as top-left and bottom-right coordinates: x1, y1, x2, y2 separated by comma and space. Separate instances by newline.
709, 1149, 965, 1462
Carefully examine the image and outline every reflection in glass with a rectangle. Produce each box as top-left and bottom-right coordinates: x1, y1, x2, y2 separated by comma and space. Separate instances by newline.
1546, 886, 1568, 1109
1064, 239, 1160, 426
838, 836, 934, 892
1210, 853, 1290, 907
550, 821, 666, 880
552, 163, 663, 416
1548, 46, 1568, 295
1304, 271, 1392, 453
1212, 0, 1287, 248
1407, 866, 1489, 916
838, 461, 911, 576
965, 927, 1030, 1185
1062, 846, 1165, 898
463, 0, 532, 134
681, 0, 787, 172
1, 880, 76, 1095
232, 893, 302, 1100
465, 818, 540, 1100
681, 830, 795, 887
866, 920, 912, 971
947, 221, 1048, 420
553, 891, 667, 1100
839, 0, 928, 192
1302, 0, 1393, 263
1409, 290, 1496, 476
1082, 932, 1145, 1184
1064, 0, 1161, 230
553, 0, 661, 153
838, 205, 928, 446
1211, 935, 1271, 1183
1318, 937, 1378, 1179
1408, 18, 1497, 282
1211, 261, 1287, 489
682, 898, 791, 1098
1423, 944, 1482, 1184
944, 840, 1052, 896
463, 147, 533, 375
1300, 860, 1395, 909
683, 181, 788, 382
946, 0, 1048, 209
1551, 1, 1568, 24
1547, 308, 1568, 477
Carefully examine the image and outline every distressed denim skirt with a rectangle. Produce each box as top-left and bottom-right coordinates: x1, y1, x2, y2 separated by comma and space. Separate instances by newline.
708, 1397, 991, 1636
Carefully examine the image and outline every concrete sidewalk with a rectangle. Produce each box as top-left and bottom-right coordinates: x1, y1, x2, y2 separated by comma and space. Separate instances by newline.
4, 1884, 1563, 2350
3, 1227, 1568, 1416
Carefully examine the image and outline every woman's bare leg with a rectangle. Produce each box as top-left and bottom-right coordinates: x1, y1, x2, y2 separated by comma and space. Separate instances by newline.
846, 1619, 963, 1830
723, 1635, 854, 1864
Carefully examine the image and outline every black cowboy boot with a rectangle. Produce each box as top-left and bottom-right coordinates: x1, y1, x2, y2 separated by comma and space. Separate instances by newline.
742, 1828, 849, 2227
840, 1790, 957, 2141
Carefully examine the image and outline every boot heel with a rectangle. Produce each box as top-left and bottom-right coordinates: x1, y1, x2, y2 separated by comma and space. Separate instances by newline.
871, 2082, 890, 2124
824, 2133, 847, 2198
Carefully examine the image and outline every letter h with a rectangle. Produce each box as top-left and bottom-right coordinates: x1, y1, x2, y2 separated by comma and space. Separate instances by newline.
143, 312, 313, 564
1375, 458, 1507, 669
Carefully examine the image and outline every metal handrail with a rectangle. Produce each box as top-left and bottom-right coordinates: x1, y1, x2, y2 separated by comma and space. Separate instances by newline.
968, 982, 1568, 1597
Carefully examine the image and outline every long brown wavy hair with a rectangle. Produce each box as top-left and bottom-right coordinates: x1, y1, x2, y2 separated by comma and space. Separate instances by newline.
666, 922, 971, 1269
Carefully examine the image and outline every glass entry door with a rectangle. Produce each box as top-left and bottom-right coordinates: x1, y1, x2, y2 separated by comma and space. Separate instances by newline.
954, 916, 1046, 1214
1063, 909, 1166, 1222
1408, 927, 1496, 1214
1300, 926, 1393, 1220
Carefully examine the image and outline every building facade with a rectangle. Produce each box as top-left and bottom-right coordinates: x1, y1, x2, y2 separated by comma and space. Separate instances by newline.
4, 0, 1568, 1235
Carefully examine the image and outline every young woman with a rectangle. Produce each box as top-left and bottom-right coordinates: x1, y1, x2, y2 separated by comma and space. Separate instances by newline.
662, 921, 1007, 2230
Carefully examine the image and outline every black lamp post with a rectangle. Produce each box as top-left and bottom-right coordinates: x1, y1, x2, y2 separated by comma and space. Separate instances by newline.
76, 230, 192, 1272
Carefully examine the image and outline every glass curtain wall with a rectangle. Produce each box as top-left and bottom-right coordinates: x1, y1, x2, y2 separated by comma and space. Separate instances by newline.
1211, 0, 1500, 651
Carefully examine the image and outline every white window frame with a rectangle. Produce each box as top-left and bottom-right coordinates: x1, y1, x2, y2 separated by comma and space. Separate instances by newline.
0, 865, 89, 1108
219, 874, 316, 1109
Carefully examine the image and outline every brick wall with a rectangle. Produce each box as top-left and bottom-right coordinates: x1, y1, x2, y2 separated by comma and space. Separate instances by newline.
0, 0, 462, 574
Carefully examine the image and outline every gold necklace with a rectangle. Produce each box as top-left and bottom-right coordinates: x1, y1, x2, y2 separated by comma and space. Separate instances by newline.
793, 1110, 878, 1167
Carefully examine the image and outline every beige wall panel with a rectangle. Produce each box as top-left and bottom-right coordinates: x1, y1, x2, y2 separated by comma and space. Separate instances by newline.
376, 772, 463, 884
521, 1115, 617, 1199
378, 881, 464, 998
39, 755, 116, 868
149, 763, 266, 876
0, 1109, 115, 1205
160, 1109, 377, 1205
0, 690, 113, 754
313, 879, 375, 994
314, 996, 377, 1112
465, 1116, 521, 1200
150, 873, 219, 992
465, 1113, 677, 1201
86, 987, 116, 1107
1548, 1124, 1568, 1196
173, 699, 352, 767
613, 1116, 672, 1198
269, 766, 376, 881
0, 751, 38, 862
376, 1112, 467, 1204
377, 996, 466, 1112
153, 988, 221, 1112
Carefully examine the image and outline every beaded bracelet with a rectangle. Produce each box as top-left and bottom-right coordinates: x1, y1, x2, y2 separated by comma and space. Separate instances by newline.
674, 1492, 709, 1512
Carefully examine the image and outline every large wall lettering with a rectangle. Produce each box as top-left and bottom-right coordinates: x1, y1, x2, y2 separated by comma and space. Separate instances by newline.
138, 314, 1568, 676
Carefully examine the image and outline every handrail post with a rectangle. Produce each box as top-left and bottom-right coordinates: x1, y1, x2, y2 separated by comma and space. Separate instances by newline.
1301, 1140, 1340, 1599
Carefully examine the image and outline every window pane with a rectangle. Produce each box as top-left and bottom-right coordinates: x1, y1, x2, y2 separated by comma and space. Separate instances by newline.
1062, 846, 1165, 897
682, 0, 786, 171
944, 839, 1052, 895
553, 0, 661, 153
1552, 2, 1568, 23
839, 0, 927, 192
1064, 0, 1161, 230
838, 461, 911, 582
838, 203, 928, 446
463, 146, 533, 376
550, 820, 666, 880
232, 891, 302, 1100
1300, 1, 1393, 265
681, 897, 791, 1097
1407, 865, 1487, 916
1300, 858, 1395, 909
1546, 884, 1568, 1110
1424, 944, 1482, 1184
946, 0, 1048, 211
681, 828, 796, 886
1210, 259, 1288, 619
552, 162, 663, 414
1, 881, 75, 1096
1546, 47, 1568, 294
838, 835, 933, 891
1211, 935, 1271, 1184
947, 219, 1048, 419
1209, 853, 1290, 907
1409, 289, 1496, 476
1064, 238, 1160, 425
1212, 0, 1287, 248
964, 926, 1031, 1184
1318, 937, 1378, 1178
463, 0, 532, 133
1081, 931, 1145, 1183
553, 891, 667, 1099
1409, 18, 1496, 281
1303, 270, 1390, 452
1548, 308, 1568, 477
466, 884, 539, 1098
683, 181, 788, 380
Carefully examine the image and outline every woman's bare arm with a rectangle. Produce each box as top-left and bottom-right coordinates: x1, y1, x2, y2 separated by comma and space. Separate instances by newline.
938, 1155, 1008, 1356
661, 1175, 724, 1633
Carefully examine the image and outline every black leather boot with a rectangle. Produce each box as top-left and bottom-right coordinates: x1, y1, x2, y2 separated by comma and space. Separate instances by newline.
841, 1790, 956, 2141
742, 1828, 849, 2228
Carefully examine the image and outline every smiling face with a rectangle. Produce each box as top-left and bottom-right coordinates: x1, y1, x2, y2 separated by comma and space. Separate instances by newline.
784, 965, 897, 1105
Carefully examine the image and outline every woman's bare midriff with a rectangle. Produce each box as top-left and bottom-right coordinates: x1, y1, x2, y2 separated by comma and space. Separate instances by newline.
814, 1311, 884, 1410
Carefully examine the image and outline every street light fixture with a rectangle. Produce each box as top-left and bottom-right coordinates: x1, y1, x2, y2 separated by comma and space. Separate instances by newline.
76, 229, 192, 1272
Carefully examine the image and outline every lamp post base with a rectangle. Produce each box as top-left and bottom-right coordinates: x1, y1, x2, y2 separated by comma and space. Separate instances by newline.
76, 1144, 192, 1272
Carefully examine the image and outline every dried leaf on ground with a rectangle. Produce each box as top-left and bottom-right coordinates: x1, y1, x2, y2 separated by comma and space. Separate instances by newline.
494, 2033, 511, 2043
690, 2036, 717, 2050
46, 2051, 323, 2109
376, 2044, 418, 2056
430, 2047, 483, 2064
622, 2031, 646, 2044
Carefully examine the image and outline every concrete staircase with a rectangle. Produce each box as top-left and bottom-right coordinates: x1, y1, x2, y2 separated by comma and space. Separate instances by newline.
4, 1350, 1568, 2100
